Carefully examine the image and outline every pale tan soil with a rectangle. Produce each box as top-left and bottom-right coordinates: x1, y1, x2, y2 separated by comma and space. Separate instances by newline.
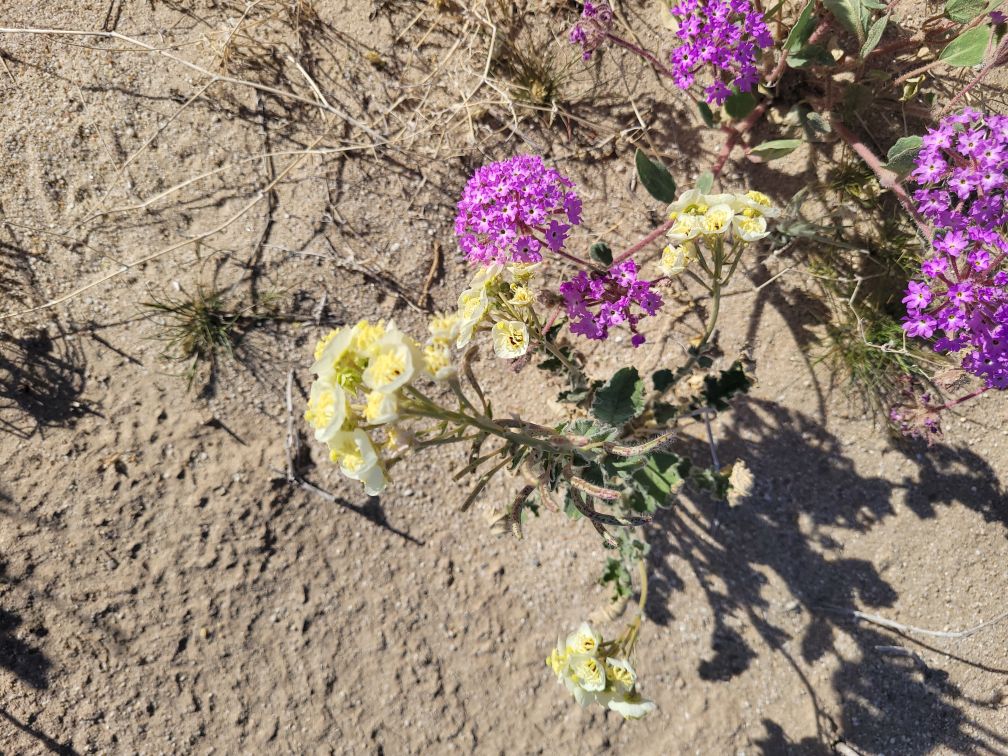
1, 1, 1008, 755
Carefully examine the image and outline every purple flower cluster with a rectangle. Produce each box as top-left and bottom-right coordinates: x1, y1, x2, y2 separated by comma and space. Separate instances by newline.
569, 1, 615, 61
559, 259, 663, 347
454, 155, 581, 265
667, 0, 773, 105
902, 109, 1008, 389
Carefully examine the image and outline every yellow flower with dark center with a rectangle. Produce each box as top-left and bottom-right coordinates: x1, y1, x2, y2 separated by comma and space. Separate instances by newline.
491, 320, 529, 359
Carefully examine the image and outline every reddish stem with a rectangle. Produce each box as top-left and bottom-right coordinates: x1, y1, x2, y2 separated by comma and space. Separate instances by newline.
613, 218, 676, 264
830, 118, 933, 241
712, 101, 769, 177
937, 384, 992, 411
604, 32, 677, 79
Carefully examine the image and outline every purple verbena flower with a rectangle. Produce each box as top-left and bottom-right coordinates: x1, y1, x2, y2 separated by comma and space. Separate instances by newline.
558, 259, 663, 346
667, 0, 773, 105
902, 110, 1008, 389
454, 155, 580, 265
568, 1, 615, 61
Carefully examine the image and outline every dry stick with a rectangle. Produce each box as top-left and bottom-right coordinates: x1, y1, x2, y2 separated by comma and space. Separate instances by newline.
83, 145, 372, 223
830, 118, 932, 241
820, 605, 1008, 639
96, 79, 216, 207
0, 27, 382, 141
1, 128, 332, 321
420, 240, 442, 310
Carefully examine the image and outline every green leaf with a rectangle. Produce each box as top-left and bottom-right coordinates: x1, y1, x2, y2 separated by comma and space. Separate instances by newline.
786, 44, 835, 67
885, 135, 923, 178
783, 0, 817, 52
591, 367, 645, 426
590, 242, 613, 265
689, 467, 731, 499
823, 0, 866, 43
749, 138, 803, 161
699, 361, 753, 410
634, 148, 678, 204
652, 368, 675, 392
599, 557, 633, 600
632, 451, 686, 510
724, 91, 758, 120
698, 100, 715, 127
801, 109, 832, 138
860, 14, 889, 57
696, 171, 714, 194
939, 25, 992, 67
944, 0, 987, 23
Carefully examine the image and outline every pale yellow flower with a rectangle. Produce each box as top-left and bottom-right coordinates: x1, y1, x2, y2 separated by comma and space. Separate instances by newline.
456, 287, 489, 348
363, 390, 398, 425
605, 657, 637, 690
508, 285, 534, 307
423, 343, 456, 381
568, 654, 607, 692
304, 383, 350, 443
427, 312, 460, 346
732, 189, 780, 218
666, 212, 701, 242
733, 213, 769, 242
607, 692, 656, 719
566, 622, 602, 656
701, 203, 734, 235
659, 243, 694, 276
491, 320, 529, 359
362, 325, 420, 394
328, 428, 387, 495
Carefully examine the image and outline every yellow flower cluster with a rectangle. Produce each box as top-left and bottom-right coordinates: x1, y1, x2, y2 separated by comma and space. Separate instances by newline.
546, 622, 655, 719
305, 320, 427, 495
454, 263, 539, 359
659, 188, 778, 278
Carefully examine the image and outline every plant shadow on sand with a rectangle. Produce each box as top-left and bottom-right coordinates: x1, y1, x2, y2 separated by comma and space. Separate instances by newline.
644, 397, 1006, 755
0, 536, 77, 755
0, 325, 90, 440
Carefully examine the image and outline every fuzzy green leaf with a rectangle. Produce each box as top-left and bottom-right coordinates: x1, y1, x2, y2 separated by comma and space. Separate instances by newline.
634, 149, 678, 204
697, 100, 715, 127
860, 13, 889, 57
592, 367, 645, 426
823, 0, 866, 43
749, 138, 803, 161
784, 0, 817, 53
696, 171, 715, 194
590, 242, 613, 265
885, 135, 924, 178
787, 44, 835, 67
724, 91, 758, 120
944, 0, 987, 23
939, 25, 992, 67
633, 451, 686, 510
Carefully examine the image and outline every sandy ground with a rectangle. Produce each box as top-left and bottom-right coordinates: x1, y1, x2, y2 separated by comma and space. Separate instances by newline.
2, 1, 1008, 754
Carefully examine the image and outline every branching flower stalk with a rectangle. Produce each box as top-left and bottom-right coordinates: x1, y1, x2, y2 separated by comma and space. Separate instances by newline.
305, 154, 773, 720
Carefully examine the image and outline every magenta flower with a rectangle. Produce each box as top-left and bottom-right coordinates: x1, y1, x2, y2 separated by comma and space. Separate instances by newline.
667, 0, 773, 105
901, 110, 1008, 389
454, 155, 581, 265
559, 259, 663, 347
569, 1, 615, 61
